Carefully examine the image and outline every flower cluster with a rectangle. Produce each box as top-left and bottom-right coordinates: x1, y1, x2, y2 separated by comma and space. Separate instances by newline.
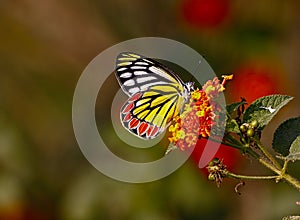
168, 75, 232, 151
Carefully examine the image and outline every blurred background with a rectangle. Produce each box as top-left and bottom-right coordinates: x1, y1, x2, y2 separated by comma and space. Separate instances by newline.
1, 0, 300, 219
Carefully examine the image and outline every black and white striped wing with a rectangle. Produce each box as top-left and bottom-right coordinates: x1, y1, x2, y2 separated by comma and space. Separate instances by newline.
115, 52, 184, 96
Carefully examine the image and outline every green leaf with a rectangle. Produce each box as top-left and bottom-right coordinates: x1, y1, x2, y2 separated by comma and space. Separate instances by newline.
272, 117, 300, 157
243, 94, 293, 129
282, 153, 300, 162
290, 136, 300, 155
226, 118, 240, 133
226, 101, 247, 116
279, 136, 300, 161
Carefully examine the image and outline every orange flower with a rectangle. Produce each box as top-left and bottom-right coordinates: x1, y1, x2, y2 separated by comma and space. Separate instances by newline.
168, 75, 232, 151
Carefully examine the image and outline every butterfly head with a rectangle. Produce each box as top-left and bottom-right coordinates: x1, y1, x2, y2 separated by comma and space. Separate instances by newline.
183, 82, 195, 101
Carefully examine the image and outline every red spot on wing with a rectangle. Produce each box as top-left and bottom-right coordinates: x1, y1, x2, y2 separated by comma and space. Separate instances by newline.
122, 103, 134, 114
146, 125, 154, 138
129, 93, 142, 102
120, 93, 166, 139
129, 118, 140, 129
150, 126, 159, 137
138, 122, 149, 136
123, 113, 132, 122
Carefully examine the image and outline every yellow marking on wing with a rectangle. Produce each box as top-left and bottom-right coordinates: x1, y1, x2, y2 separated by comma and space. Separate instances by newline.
152, 113, 164, 127
136, 98, 151, 106
151, 94, 174, 107
152, 97, 176, 127
162, 102, 176, 126
137, 110, 150, 119
142, 85, 179, 99
175, 96, 185, 114
133, 103, 150, 115
117, 62, 132, 66
142, 91, 160, 98
144, 107, 159, 122
129, 53, 141, 58
118, 57, 137, 61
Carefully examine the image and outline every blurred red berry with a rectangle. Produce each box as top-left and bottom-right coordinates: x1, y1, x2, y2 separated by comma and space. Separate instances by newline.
190, 138, 239, 176
229, 63, 282, 104
180, 0, 230, 29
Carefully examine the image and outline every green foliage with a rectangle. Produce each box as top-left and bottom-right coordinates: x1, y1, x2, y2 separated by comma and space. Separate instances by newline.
225, 119, 240, 133
272, 117, 300, 157
225, 101, 247, 134
223, 93, 300, 195
243, 95, 293, 129
288, 136, 300, 161
226, 101, 246, 116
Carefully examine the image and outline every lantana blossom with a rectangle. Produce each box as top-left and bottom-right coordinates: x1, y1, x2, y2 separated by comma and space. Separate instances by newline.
168, 75, 232, 151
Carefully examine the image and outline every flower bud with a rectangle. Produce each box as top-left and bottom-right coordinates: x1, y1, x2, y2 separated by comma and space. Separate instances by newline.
244, 143, 250, 148
246, 129, 254, 137
250, 120, 258, 128
208, 158, 220, 166
208, 173, 215, 181
240, 124, 247, 133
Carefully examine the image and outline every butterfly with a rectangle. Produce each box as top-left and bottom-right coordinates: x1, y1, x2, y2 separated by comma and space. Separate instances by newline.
115, 52, 194, 140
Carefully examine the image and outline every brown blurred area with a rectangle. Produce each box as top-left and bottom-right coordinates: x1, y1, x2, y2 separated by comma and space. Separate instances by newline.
0, 0, 300, 219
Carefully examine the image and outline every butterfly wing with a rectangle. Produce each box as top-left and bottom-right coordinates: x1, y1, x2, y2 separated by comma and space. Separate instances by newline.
115, 52, 185, 96
120, 84, 185, 139
115, 52, 187, 139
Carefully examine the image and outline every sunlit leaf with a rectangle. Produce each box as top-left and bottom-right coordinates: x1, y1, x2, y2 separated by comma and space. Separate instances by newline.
290, 136, 300, 155
243, 95, 293, 129
278, 136, 300, 161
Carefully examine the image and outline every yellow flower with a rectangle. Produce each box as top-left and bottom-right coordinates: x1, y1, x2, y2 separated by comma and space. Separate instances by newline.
196, 109, 205, 117
169, 132, 181, 143
191, 89, 201, 99
169, 124, 176, 133
185, 133, 197, 148
167, 75, 232, 151
177, 130, 186, 139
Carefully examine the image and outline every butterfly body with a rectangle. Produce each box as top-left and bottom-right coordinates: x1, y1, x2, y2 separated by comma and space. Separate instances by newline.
115, 52, 194, 140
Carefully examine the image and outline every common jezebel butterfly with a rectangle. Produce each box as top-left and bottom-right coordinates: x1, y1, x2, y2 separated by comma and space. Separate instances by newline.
115, 52, 194, 140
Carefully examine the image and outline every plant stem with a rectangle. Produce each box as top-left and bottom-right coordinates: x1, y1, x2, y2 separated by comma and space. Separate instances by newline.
209, 135, 259, 159
212, 134, 300, 191
225, 158, 300, 191
225, 171, 278, 180
259, 158, 300, 191
225, 134, 259, 158
225, 134, 243, 148
282, 173, 300, 192
255, 139, 281, 169
281, 160, 289, 175
258, 157, 279, 172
